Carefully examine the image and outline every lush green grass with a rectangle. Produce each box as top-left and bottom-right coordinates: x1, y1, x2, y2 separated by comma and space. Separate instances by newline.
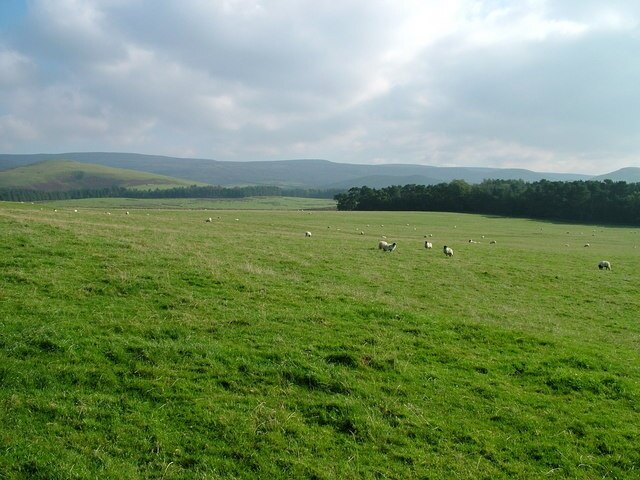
0, 160, 202, 190
37, 196, 337, 211
1, 201, 639, 479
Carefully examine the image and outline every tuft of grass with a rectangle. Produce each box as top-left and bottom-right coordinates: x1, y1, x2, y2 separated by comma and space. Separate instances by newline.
0, 201, 639, 478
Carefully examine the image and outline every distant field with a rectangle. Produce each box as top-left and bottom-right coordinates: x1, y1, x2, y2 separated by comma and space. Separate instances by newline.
1, 201, 639, 479
38, 196, 337, 210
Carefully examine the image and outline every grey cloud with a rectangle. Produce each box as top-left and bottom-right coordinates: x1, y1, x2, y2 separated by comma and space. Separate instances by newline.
105, 1, 394, 95
358, 26, 640, 171
1, 0, 639, 174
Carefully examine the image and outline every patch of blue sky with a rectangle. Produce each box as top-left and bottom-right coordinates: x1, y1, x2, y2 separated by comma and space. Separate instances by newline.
0, 0, 27, 31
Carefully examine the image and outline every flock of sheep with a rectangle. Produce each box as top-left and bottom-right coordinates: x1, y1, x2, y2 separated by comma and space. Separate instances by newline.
301, 228, 612, 270
49, 209, 618, 271
377, 239, 457, 258
50, 210, 618, 271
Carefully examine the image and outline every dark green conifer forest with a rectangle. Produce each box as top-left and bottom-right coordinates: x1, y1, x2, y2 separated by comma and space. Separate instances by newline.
335, 179, 640, 225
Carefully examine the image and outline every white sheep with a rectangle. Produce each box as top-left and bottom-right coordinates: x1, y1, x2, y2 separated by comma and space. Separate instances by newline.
305, 231, 312, 237
584, 243, 590, 247
205, 217, 212, 223
489, 240, 497, 244
425, 241, 433, 249
378, 241, 397, 252
126, 211, 130, 215
443, 245, 454, 257
598, 260, 611, 270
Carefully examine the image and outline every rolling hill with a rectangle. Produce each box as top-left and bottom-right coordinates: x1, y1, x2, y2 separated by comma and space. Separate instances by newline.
592, 167, 640, 183
1, 152, 638, 189
0, 159, 202, 191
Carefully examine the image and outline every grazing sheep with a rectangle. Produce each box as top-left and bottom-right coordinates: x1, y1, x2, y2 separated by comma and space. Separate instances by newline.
305, 231, 312, 237
205, 217, 212, 223
379, 241, 397, 252
598, 260, 612, 270
443, 246, 454, 257
126, 211, 130, 215
425, 241, 433, 249
383, 242, 397, 252
584, 243, 590, 247
489, 240, 497, 244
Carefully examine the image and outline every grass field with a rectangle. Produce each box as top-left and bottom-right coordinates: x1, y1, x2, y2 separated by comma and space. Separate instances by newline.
0, 160, 202, 191
40, 196, 338, 211
1, 200, 639, 479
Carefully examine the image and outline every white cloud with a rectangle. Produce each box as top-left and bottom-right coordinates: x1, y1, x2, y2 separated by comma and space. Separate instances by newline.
0, 0, 639, 174
0, 48, 35, 86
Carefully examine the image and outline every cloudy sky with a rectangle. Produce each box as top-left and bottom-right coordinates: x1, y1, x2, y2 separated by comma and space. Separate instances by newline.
1, 0, 639, 174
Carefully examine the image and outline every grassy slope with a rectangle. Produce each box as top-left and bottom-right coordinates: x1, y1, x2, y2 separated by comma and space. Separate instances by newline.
0, 201, 639, 479
0, 160, 203, 191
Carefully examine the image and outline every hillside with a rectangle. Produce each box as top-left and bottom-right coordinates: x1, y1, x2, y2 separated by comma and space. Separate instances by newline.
0, 152, 615, 189
0, 159, 203, 191
592, 167, 640, 183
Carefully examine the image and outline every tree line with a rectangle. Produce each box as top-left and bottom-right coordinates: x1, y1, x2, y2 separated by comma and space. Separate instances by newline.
0, 184, 341, 202
334, 179, 640, 225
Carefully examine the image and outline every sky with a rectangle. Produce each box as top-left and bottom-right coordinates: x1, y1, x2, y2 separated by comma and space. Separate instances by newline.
0, 0, 639, 174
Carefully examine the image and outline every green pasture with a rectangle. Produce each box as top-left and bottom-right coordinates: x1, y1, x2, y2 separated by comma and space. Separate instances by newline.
0, 160, 200, 191
39, 196, 337, 210
0, 200, 639, 479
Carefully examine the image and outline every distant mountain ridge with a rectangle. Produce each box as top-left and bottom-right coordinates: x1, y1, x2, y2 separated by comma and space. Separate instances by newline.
1, 152, 638, 189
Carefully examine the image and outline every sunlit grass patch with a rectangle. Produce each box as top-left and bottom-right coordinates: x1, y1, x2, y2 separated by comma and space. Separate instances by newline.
1, 201, 639, 478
